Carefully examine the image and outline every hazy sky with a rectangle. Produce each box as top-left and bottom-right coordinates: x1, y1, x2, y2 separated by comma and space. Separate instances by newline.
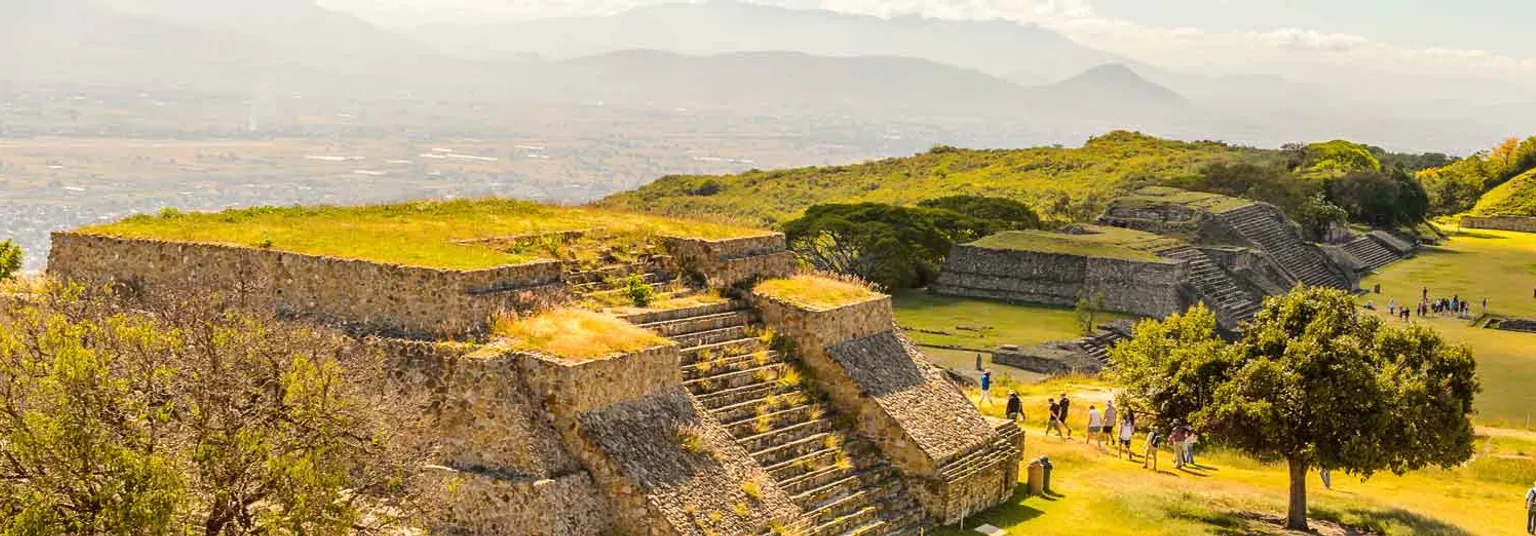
321, 0, 1536, 89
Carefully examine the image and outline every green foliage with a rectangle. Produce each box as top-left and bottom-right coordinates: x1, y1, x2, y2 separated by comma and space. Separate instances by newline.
0, 240, 20, 282
1169, 162, 1319, 217
1073, 289, 1105, 335
1292, 194, 1348, 240
623, 273, 657, 307
602, 131, 1262, 225
1324, 170, 1430, 227
1110, 287, 1478, 530
1469, 168, 1536, 217
781, 202, 999, 289
0, 285, 435, 535
1419, 136, 1536, 215
1294, 140, 1382, 178
916, 195, 1042, 230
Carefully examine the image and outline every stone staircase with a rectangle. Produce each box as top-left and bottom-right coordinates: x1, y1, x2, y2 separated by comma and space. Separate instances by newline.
566, 257, 690, 305
1216, 204, 1350, 290
1157, 246, 1262, 325
626, 303, 928, 536
1078, 330, 1127, 369
1341, 235, 1401, 272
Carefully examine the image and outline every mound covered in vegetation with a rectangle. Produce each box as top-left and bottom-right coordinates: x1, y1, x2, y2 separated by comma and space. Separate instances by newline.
600, 131, 1267, 225
1469, 168, 1536, 217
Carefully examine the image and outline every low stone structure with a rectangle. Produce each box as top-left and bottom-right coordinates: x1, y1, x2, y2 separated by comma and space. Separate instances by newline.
1461, 215, 1536, 234
46, 206, 1025, 536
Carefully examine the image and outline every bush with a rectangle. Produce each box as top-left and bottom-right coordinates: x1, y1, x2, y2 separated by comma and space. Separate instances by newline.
624, 273, 657, 307
0, 240, 20, 282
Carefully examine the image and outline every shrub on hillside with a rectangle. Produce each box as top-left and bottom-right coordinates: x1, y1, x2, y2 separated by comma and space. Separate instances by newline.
1169, 162, 1319, 216
916, 195, 1042, 230
1324, 169, 1430, 227
781, 203, 998, 290
0, 240, 19, 282
0, 285, 439, 535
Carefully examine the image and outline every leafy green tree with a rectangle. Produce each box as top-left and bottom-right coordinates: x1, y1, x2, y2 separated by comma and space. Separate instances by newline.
782, 203, 997, 289
1110, 288, 1477, 530
0, 240, 20, 282
0, 285, 437, 535
1325, 169, 1430, 227
1073, 289, 1105, 335
917, 195, 1042, 230
1292, 194, 1348, 240
1297, 140, 1382, 178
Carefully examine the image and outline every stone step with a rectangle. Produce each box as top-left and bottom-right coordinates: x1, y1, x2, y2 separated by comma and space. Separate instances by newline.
619, 300, 746, 326
685, 362, 788, 394
792, 467, 893, 510
709, 389, 808, 423
721, 402, 817, 436
694, 381, 800, 411
752, 429, 837, 467
682, 338, 765, 363
767, 447, 844, 481
683, 351, 784, 381
673, 324, 755, 350
639, 310, 754, 338
739, 418, 837, 457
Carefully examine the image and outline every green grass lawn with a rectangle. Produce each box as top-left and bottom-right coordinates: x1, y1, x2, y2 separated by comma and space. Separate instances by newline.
1357, 228, 1536, 428
942, 377, 1532, 535
1116, 185, 1254, 213
77, 199, 767, 270
964, 227, 1178, 262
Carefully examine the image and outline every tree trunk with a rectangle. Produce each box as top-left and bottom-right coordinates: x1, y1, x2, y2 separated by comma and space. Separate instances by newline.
1286, 456, 1309, 531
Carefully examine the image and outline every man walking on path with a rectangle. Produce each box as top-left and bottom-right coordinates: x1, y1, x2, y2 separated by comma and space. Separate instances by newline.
1117, 413, 1135, 460
979, 369, 993, 406
1005, 391, 1023, 423
1046, 398, 1065, 438
1086, 405, 1104, 450
1057, 393, 1073, 440
1103, 401, 1118, 445
1143, 427, 1161, 471
1170, 422, 1188, 469
1525, 481, 1536, 534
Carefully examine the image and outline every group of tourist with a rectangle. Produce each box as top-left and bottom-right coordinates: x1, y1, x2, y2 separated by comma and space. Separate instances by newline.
1380, 287, 1483, 321
1018, 392, 1202, 473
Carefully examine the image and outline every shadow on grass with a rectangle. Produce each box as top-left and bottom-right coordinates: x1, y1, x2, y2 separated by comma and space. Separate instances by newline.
1446, 229, 1510, 240
1311, 505, 1473, 536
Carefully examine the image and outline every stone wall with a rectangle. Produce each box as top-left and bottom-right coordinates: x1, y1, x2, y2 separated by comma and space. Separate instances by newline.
47, 233, 563, 337
1461, 216, 1536, 234
428, 469, 614, 535
932, 246, 1188, 319
750, 288, 1019, 525
516, 344, 682, 417
665, 234, 797, 288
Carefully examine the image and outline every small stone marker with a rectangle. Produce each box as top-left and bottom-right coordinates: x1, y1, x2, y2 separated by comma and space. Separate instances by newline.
974, 524, 1006, 536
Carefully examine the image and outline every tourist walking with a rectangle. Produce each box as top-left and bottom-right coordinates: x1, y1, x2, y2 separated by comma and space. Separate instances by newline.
1143, 427, 1162, 471
1526, 481, 1536, 534
1117, 413, 1135, 460
1103, 400, 1118, 444
1170, 422, 1188, 469
1087, 405, 1104, 450
1058, 393, 1073, 439
1320, 468, 1332, 490
1181, 424, 1198, 466
1046, 398, 1065, 438
979, 369, 993, 406
1005, 391, 1023, 423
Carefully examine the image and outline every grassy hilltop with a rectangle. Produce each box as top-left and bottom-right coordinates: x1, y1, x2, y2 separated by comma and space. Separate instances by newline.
600, 131, 1271, 225
1469, 168, 1536, 217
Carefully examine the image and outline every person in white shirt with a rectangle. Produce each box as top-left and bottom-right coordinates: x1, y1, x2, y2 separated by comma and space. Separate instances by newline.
1117, 414, 1135, 460
1526, 481, 1536, 534
1086, 405, 1103, 451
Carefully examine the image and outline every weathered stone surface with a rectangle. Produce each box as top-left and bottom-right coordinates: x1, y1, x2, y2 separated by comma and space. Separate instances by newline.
932, 246, 1188, 319
1461, 216, 1536, 233
47, 232, 562, 337
666, 235, 797, 288
516, 344, 682, 417
992, 340, 1103, 375
572, 389, 800, 536
428, 468, 614, 535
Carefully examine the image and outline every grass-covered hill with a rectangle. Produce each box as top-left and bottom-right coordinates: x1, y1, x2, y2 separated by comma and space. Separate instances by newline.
1469, 168, 1536, 217
599, 131, 1273, 226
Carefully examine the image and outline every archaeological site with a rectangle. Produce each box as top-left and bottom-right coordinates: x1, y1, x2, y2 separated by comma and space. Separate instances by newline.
45, 201, 1023, 536
936, 187, 1418, 372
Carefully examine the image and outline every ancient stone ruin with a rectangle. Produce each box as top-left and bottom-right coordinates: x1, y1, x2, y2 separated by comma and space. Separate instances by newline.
46, 207, 1022, 536
937, 187, 1417, 373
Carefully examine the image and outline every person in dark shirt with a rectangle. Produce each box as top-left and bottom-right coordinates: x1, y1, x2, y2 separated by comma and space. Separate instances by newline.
1057, 392, 1073, 439
1046, 398, 1064, 438
1005, 391, 1023, 423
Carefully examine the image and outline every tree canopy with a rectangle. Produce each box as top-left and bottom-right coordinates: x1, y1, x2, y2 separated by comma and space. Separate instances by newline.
1418, 136, 1536, 215
0, 284, 437, 535
781, 201, 1026, 289
1110, 288, 1477, 530
0, 240, 19, 282
915, 195, 1042, 230
1324, 169, 1431, 227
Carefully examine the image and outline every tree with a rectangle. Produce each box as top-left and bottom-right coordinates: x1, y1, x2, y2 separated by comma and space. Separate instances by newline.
0, 284, 438, 535
916, 195, 1042, 230
1292, 194, 1348, 241
781, 203, 999, 289
1073, 289, 1105, 336
1325, 169, 1430, 227
1170, 162, 1319, 217
0, 240, 19, 282
1110, 288, 1477, 530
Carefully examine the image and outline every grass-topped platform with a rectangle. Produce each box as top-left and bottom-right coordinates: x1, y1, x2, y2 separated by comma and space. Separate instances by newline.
492, 308, 669, 363
965, 225, 1180, 262
76, 199, 770, 270
754, 275, 883, 311
1116, 186, 1254, 214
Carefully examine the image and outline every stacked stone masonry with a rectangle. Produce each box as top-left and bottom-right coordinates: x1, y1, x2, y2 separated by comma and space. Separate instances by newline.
1214, 203, 1355, 290
1461, 216, 1536, 233
932, 247, 1189, 320
749, 291, 1023, 526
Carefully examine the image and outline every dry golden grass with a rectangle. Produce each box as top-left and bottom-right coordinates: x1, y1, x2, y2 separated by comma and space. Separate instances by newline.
754, 274, 882, 311
493, 308, 667, 362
